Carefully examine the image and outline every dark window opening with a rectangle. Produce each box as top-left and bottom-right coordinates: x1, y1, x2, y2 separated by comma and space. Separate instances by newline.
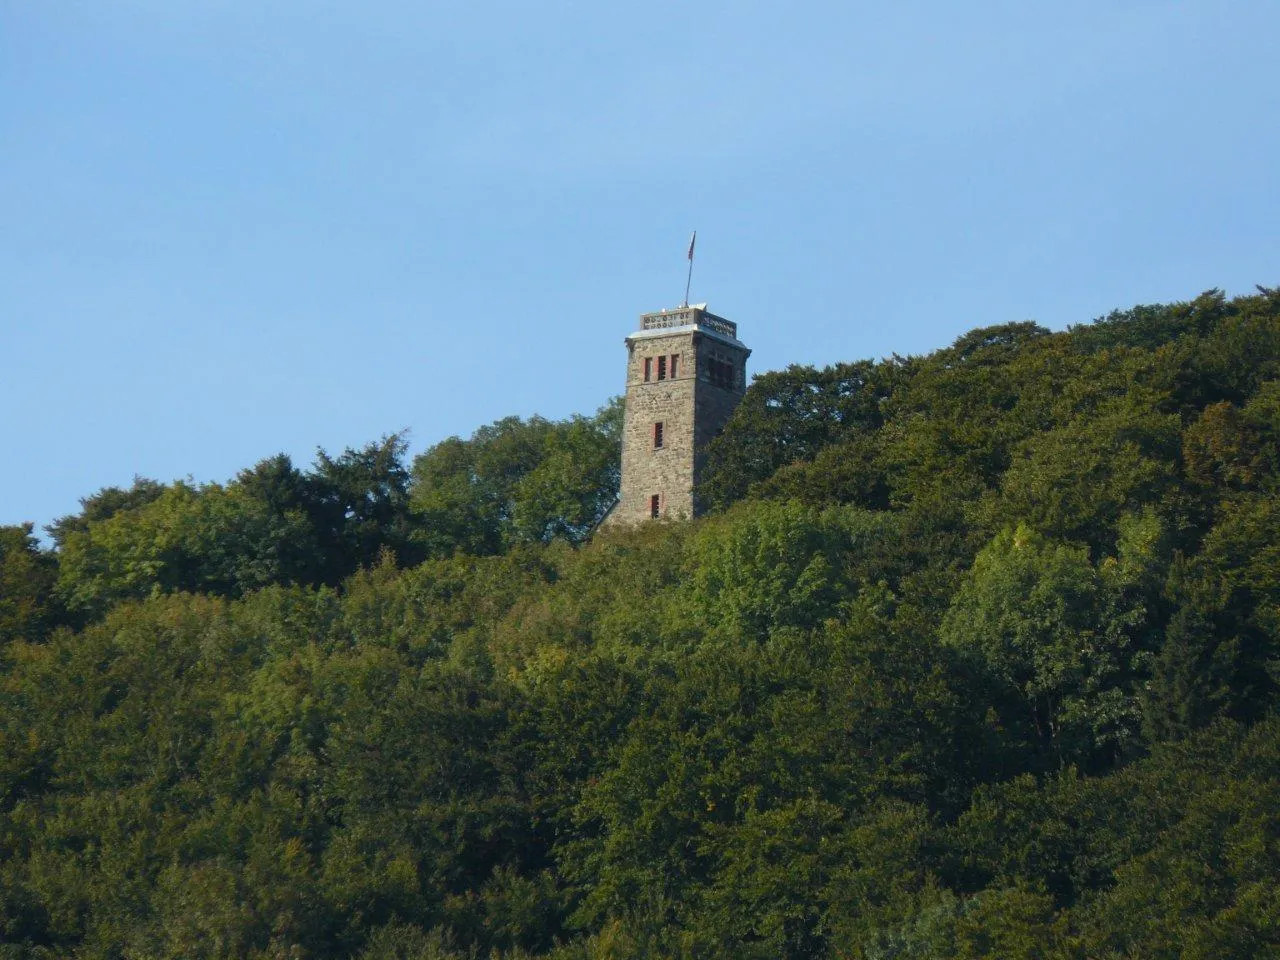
650, 494, 661, 518
712, 360, 720, 386
643, 357, 652, 382
653, 421, 664, 449
670, 354, 679, 378
657, 355, 668, 380
707, 357, 735, 390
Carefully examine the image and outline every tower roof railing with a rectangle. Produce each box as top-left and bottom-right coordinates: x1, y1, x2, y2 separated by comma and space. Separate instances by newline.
639, 305, 737, 339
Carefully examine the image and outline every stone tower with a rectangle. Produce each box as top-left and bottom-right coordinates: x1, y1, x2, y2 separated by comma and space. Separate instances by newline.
604, 304, 751, 525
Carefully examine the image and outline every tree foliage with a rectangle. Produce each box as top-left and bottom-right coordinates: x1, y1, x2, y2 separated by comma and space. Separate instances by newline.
3, 287, 1280, 957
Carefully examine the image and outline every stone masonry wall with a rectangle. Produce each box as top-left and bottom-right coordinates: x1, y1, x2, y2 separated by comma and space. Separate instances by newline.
614, 330, 698, 523
692, 341, 748, 513
605, 326, 750, 527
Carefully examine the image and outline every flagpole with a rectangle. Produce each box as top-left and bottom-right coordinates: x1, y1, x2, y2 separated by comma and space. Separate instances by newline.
682, 230, 696, 307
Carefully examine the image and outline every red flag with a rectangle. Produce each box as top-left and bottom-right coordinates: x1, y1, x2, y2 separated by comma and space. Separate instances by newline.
687, 230, 696, 261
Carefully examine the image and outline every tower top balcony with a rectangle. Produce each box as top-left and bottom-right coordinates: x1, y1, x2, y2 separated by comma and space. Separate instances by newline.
629, 304, 743, 348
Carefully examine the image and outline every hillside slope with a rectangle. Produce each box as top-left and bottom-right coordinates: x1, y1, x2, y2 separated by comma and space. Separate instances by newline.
1, 287, 1278, 958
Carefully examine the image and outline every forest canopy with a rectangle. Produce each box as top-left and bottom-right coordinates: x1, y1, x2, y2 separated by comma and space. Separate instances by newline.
1, 288, 1279, 958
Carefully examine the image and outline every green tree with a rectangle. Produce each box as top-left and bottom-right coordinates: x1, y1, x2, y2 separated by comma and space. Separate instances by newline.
45, 476, 166, 548
1140, 605, 1234, 742
53, 480, 316, 620
0, 524, 58, 645
700, 360, 899, 510
940, 525, 1149, 767
676, 500, 849, 643
1174, 495, 1280, 721
995, 404, 1182, 550
411, 403, 621, 557
310, 433, 422, 580
512, 404, 622, 544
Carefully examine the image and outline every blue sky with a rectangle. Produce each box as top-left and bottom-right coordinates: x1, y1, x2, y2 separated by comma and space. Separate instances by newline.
3, 1, 1278, 534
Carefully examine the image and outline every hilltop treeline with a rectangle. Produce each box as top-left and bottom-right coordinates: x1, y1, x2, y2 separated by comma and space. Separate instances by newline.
1, 288, 1278, 958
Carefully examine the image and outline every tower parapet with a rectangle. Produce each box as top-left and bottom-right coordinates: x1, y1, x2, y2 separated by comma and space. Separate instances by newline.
638, 305, 739, 340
